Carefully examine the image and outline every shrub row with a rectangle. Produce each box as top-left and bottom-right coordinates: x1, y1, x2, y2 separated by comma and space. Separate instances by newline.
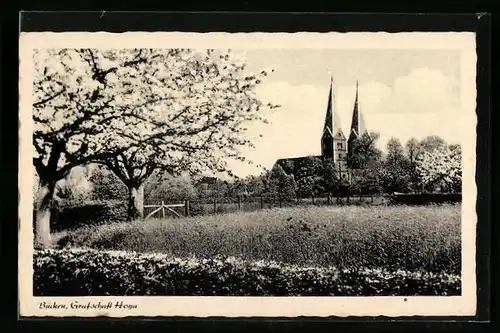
387, 193, 461, 205
48, 200, 128, 231
34, 248, 461, 296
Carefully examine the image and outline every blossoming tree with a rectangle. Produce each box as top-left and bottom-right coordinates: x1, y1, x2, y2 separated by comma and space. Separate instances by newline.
33, 48, 156, 246
32, 48, 279, 243
92, 49, 279, 219
415, 145, 462, 193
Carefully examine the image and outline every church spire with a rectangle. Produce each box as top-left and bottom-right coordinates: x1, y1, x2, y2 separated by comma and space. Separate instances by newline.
322, 75, 346, 161
323, 76, 334, 137
348, 80, 367, 145
323, 76, 343, 137
350, 80, 360, 138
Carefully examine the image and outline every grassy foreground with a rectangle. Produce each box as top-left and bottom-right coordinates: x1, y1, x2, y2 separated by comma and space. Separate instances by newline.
56, 204, 461, 274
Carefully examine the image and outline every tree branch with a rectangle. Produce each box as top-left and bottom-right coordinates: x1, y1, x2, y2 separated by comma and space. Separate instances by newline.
101, 158, 131, 186
33, 88, 66, 107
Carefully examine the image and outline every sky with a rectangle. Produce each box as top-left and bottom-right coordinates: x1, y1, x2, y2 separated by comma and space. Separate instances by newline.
225, 48, 464, 178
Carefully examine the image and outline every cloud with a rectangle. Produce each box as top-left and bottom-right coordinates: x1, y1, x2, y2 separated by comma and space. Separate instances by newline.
366, 112, 463, 152
228, 68, 463, 177
227, 82, 327, 177
377, 67, 461, 114
361, 68, 462, 150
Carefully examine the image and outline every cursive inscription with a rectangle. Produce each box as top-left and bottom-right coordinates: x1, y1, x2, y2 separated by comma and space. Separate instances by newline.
38, 300, 138, 311
39, 301, 67, 310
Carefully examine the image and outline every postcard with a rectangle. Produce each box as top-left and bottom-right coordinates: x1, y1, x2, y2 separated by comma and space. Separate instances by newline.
19, 31, 477, 317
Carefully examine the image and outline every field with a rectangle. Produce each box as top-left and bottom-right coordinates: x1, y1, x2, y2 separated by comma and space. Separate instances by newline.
55, 204, 461, 274
35, 204, 462, 296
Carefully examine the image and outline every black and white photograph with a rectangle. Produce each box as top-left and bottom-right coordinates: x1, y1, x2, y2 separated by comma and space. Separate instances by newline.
18, 31, 478, 317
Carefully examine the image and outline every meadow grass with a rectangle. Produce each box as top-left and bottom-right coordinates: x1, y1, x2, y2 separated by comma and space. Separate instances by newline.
56, 204, 461, 274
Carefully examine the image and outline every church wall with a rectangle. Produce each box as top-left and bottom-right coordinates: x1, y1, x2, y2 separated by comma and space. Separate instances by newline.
332, 134, 347, 165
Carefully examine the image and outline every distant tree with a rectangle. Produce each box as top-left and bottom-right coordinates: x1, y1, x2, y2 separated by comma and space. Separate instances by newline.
347, 132, 382, 170
224, 178, 250, 198
350, 158, 384, 195
402, 136, 457, 193
419, 135, 447, 153
295, 156, 325, 197
405, 137, 422, 164
258, 170, 274, 196
320, 158, 339, 193
345, 132, 383, 195
448, 143, 462, 154
144, 172, 197, 203
405, 137, 424, 191
415, 145, 462, 193
382, 137, 412, 193
245, 173, 266, 196
88, 164, 128, 202
197, 178, 232, 198
54, 166, 93, 202
193, 176, 218, 198
267, 165, 297, 201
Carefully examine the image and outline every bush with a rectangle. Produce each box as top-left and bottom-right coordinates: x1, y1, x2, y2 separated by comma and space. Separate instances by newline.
387, 193, 461, 205
88, 166, 128, 202
33, 248, 461, 296
50, 200, 128, 232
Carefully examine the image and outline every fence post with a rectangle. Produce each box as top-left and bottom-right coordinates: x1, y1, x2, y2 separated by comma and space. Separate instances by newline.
296, 194, 299, 205
371, 195, 374, 204
213, 198, 217, 214
327, 193, 331, 205
311, 194, 315, 204
161, 201, 165, 218
184, 200, 190, 217
260, 195, 263, 209
238, 196, 241, 210
279, 195, 282, 208
359, 194, 362, 202
347, 195, 350, 204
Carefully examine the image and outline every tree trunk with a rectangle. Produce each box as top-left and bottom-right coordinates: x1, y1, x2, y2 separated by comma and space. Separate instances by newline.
34, 180, 56, 248
127, 184, 144, 220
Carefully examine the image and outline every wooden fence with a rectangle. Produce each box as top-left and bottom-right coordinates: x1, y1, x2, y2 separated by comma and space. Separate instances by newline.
138, 192, 461, 220
144, 194, 382, 219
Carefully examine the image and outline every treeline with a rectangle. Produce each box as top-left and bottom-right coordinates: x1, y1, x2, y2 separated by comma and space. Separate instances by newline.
53, 134, 461, 206
343, 133, 462, 196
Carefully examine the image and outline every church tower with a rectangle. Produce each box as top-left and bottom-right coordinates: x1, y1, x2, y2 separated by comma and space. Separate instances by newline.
273, 76, 368, 183
321, 77, 347, 166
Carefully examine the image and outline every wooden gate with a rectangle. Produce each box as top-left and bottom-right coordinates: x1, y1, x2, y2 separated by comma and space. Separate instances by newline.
144, 201, 190, 219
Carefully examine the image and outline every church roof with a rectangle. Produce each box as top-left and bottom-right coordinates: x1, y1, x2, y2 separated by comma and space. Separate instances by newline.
348, 80, 369, 142
274, 155, 323, 175
323, 77, 344, 139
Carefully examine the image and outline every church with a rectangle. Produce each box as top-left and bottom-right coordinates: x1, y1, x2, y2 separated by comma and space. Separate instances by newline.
273, 76, 369, 181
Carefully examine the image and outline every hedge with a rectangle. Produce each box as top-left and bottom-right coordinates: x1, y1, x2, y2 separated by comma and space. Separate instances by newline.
33, 248, 461, 296
387, 193, 461, 206
49, 200, 128, 232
